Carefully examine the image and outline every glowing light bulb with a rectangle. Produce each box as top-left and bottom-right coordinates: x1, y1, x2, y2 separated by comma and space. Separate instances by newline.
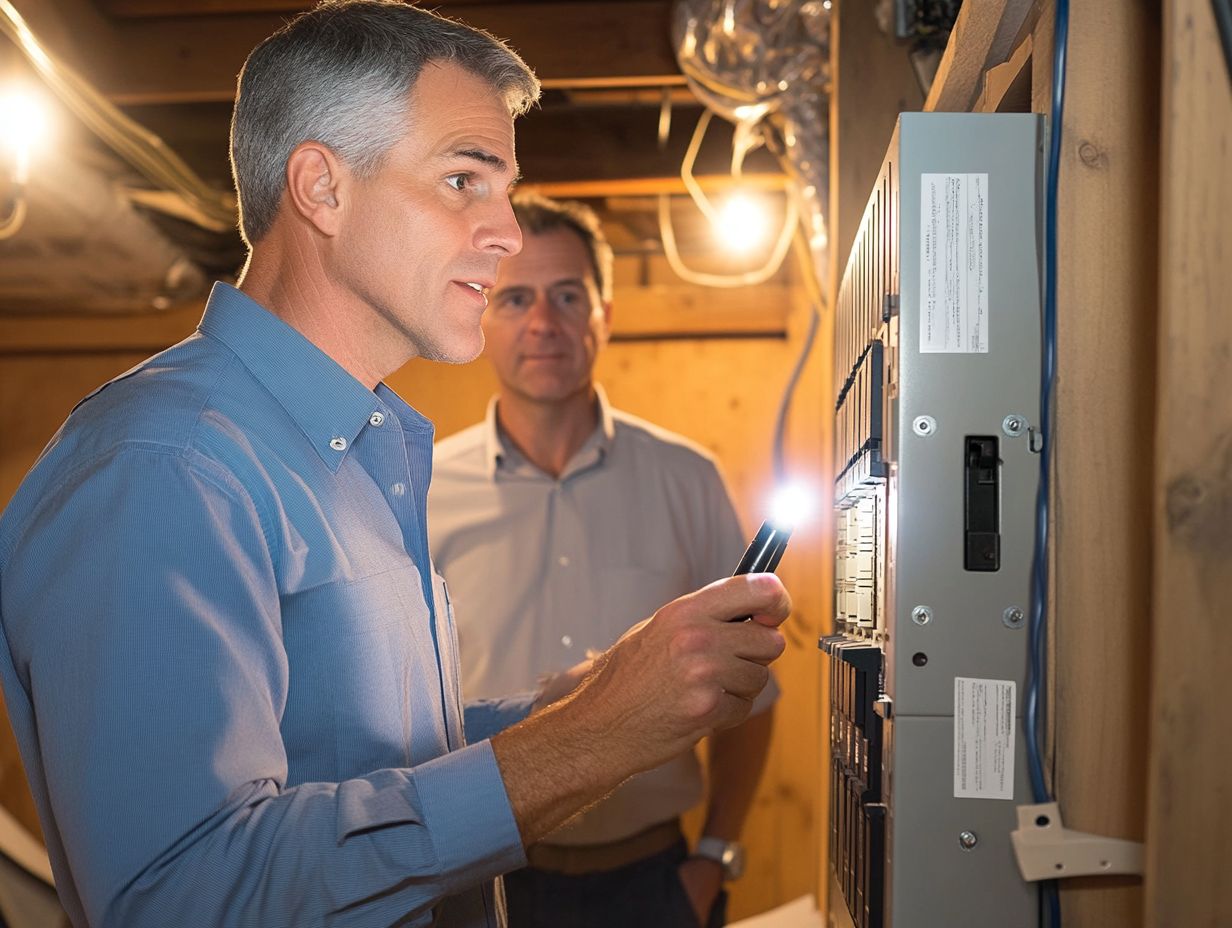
0, 87, 51, 182
715, 193, 770, 253
768, 482, 815, 531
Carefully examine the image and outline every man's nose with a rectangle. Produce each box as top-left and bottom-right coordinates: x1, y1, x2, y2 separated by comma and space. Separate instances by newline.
524, 292, 561, 332
479, 196, 523, 258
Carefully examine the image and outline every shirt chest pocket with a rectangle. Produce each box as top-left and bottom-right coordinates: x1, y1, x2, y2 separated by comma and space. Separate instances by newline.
280, 565, 451, 783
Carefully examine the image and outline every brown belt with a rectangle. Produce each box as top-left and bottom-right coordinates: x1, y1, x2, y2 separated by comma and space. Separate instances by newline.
525, 819, 684, 876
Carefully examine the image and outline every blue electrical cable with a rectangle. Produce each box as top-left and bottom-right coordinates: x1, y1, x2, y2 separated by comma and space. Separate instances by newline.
1025, 0, 1069, 925
772, 301, 820, 483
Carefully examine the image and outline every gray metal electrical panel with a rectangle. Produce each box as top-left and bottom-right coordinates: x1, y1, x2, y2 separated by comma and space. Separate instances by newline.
822, 113, 1044, 928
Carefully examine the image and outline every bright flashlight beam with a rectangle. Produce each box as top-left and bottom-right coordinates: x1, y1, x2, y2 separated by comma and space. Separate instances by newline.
768, 483, 815, 531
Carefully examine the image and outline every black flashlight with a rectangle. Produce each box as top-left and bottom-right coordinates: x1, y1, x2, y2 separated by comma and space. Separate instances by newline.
733, 519, 793, 576
729, 518, 793, 620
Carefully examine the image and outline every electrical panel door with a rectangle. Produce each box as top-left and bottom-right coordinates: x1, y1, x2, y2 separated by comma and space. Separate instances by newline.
823, 113, 1044, 928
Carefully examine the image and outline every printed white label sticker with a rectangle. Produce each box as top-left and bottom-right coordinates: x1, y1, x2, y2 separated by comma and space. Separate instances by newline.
920, 173, 989, 353
953, 676, 1015, 800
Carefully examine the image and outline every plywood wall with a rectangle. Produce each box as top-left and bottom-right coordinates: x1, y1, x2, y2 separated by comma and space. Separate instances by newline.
0, 269, 829, 920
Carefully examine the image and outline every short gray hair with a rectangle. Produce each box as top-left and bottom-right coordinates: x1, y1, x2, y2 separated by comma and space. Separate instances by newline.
512, 192, 614, 302
230, 0, 540, 244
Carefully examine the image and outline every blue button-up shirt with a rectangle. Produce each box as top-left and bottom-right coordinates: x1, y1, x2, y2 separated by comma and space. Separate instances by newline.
0, 283, 531, 928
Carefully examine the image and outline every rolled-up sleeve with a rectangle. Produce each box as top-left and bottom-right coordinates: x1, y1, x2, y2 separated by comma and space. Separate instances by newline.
0, 447, 525, 928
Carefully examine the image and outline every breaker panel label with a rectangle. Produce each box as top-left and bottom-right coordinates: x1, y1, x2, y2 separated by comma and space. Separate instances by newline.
920, 173, 989, 354
953, 676, 1015, 800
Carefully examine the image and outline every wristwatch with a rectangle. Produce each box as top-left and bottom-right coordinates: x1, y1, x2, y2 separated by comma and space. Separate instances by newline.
693, 836, 746, 881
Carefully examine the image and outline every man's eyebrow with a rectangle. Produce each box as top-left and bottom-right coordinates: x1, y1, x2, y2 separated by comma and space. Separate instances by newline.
449, 147, 513, 174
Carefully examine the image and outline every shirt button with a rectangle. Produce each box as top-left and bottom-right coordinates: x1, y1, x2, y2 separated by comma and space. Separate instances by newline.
558, 556, 570, 567
391, 482, 406, 497
369, 411, 385, 427
561, 635, 573, 648
329, 436, 347, 452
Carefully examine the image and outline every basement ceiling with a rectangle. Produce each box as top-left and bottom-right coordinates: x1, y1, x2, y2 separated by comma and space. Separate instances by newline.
2, 0, 787, 315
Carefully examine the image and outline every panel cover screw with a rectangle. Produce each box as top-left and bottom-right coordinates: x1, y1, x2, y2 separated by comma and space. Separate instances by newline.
911, 605, 933, 626
913, 415, 937, 437
1003, 415, 1027, 437
959, 831, 979, 851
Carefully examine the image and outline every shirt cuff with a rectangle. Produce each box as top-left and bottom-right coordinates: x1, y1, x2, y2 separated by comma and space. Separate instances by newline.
413, 740, 527, 894
463, 692, 537, 743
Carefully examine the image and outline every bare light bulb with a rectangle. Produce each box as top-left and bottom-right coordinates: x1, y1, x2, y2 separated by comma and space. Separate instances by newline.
715, 194, 770, 253
0, 87, 51, 182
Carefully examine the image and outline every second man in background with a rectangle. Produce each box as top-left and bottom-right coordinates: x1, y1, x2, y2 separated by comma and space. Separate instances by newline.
429, 193, 777, 928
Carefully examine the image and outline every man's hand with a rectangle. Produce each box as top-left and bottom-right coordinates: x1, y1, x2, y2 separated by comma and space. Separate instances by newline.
491, 573, 790, 846
677, 856, 723, 925
577, 573, 789, 763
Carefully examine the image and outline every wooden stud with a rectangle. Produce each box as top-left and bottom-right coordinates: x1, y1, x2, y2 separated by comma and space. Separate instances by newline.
10, 0, 684, 104
1146, 0, 1232, 924
925, 0, 1036, 112
1034, 1, 1161, 925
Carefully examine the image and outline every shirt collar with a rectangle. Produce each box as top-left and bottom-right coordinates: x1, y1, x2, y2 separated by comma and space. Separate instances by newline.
198, 282, 404, 472
484, 384, 616, 479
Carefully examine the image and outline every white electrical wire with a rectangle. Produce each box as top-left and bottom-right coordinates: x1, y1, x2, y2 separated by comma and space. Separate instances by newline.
0, 189, 27, 240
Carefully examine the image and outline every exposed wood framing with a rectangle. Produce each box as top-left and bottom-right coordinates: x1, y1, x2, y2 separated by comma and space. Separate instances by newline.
1033, 1, 1160, 925
523, 173, 786, 200
116, 99, 783, 196
974, 34, 1033, 113
1146, 0, 1232, 923
12, 0, 684, 103
98, 0, 538, 13
925, 0, 1036, 112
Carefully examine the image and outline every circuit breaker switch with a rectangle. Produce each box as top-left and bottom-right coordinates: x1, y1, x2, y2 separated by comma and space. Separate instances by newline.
964, 436, 1001, 571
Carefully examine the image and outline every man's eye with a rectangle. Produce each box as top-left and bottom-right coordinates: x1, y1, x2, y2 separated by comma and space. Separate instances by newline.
553, 289, 585, 312
446, 174, 470, 191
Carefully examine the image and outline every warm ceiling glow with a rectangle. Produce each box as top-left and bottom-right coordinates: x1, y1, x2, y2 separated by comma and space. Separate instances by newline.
714, 193, 771, 253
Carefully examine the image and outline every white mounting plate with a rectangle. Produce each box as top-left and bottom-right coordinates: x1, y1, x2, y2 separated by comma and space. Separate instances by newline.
1011, 802, 1144, 881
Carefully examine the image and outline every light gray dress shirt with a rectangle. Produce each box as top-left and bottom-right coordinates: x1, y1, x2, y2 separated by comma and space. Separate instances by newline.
429, 387, 778, 846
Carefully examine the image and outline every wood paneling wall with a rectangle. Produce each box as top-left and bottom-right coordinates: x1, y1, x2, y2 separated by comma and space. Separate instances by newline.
0, 270, 827, 921
1031, 2, 1160, 926
1146, 0, 1232, 923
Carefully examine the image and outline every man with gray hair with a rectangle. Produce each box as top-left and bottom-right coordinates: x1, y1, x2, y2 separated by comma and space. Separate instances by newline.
0, 3, 789, 928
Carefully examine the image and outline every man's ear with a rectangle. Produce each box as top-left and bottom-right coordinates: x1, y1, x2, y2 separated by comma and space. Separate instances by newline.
285, 141, 346, 236
599, 298, 614, 342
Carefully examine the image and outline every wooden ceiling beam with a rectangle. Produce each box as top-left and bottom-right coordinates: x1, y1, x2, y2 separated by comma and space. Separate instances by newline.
118, 98, 783, 192
524, 174, 786, 199
14, 0, 683, 105
96, 0, 658, 15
